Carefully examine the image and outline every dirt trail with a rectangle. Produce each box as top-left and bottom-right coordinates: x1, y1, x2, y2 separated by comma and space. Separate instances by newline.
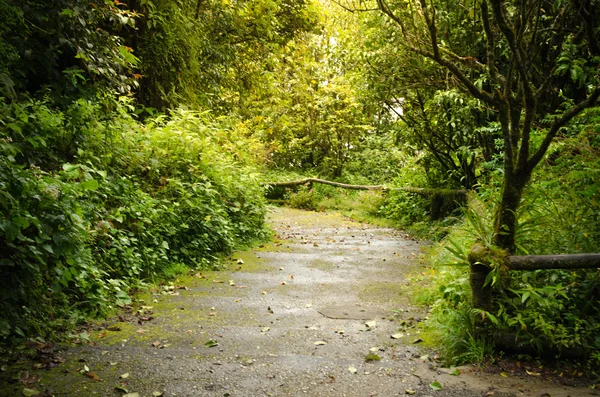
4, 207, 597, 397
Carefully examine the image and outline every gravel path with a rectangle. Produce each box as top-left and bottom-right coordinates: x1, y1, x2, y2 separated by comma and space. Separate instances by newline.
4, 207, 597, 397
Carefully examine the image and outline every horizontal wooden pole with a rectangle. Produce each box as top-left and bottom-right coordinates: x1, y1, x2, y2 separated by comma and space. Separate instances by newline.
508, 253, 600, 270
264, 178, 383, 190
263, 178, 468, 197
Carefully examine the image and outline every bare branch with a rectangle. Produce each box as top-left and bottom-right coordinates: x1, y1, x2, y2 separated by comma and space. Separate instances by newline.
481, 1, 501, 88
331, 0, 379, 13
418, 0, 440, 59
376, 0, 409, 38
409, 46, 498, 105
528, 86, 600, 170
439, 48, 487, 72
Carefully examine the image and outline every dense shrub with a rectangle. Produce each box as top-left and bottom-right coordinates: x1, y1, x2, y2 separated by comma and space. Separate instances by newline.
419, 119, 600, 368
0, 97, 267, 340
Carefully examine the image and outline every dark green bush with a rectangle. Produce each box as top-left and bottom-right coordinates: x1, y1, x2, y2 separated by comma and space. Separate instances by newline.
0, 98, 267, 341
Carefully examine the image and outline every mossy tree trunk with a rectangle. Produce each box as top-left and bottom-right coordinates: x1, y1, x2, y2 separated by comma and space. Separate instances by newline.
492, 167, 531, 253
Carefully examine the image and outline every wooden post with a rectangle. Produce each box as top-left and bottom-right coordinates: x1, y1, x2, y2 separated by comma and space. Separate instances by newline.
429, 193, 443, 221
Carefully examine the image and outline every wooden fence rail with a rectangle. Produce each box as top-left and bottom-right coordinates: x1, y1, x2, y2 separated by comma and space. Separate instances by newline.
263, 178, 468, 196
263, 178, 468, 220
469, 249, 600, 310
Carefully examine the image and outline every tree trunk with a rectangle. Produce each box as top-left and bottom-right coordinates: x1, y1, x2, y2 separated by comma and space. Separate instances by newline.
493, 172, 530, 253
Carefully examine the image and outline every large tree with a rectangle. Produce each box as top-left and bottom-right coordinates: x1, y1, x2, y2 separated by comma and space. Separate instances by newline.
347, 0, 600, 252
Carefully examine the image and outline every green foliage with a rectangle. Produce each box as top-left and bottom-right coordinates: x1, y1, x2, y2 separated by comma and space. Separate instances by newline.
0, 0, 138, 99
0, 96, 267, 341
419, 132, 600, 367
129, 0, 319, 110
286, 186, 319, 211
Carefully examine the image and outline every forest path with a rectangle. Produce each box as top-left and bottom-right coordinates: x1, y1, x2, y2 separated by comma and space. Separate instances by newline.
15, 207, 596, 397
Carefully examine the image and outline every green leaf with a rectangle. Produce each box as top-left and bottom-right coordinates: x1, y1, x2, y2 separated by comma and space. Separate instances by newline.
80, 179, 99, 191
205, 339, 219, 348
22, 389, 40, 397
429, 381, 443, 391
364, 352, 381, 362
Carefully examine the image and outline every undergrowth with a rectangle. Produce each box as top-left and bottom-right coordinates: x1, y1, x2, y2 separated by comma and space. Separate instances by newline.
0, 96, 268, 342
415, 124, 600, 372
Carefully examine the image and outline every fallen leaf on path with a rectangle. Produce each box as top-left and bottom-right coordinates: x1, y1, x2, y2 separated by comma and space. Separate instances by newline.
213, 280, 224, 284
205, 339, 219, 348
314, 341, 327, 346
405, 389, 416, 395
19, 371, 40, 385
123, 393, 139, 397
22, 389, 41, 397
348, 366, 357, 374
279, 267, 284, 270
152, 392, 164, 397
280, 281, 286, 285
365, 321, 376, 328
391, 333, 404, 339
364, 353, 381, 362
119, 372, 130, 379
85, 371, 101, 381
412, 338, 423, 344
429, 381, 443, 391
526, 370, 541, 376
450, 368, 461, 376
114, 386, 128, 393
261, 327, 270, 333
237, 259, 244, 265
151, 341, 161, 348
500, 372, 508, 377
229, 280, 235, 286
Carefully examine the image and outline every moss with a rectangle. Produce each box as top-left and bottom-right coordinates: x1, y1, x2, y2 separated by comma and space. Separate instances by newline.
359, 282, 406, 304
308, 259, 337, 271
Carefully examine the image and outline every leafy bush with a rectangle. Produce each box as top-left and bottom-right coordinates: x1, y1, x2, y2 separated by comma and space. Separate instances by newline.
0, 98, 268, 341
420, 133, 600, 368
286, 185, 318, 211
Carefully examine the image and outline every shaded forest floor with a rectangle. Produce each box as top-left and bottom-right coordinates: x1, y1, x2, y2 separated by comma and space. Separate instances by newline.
1, 207, 597, 396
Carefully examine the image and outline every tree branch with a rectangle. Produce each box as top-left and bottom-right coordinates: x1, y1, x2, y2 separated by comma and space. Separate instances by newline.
376, 0, 408, 38
481, 1, 501, 88
331, 0, 379, 13
409, 46, 498, 105
528, 86, 600, 170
